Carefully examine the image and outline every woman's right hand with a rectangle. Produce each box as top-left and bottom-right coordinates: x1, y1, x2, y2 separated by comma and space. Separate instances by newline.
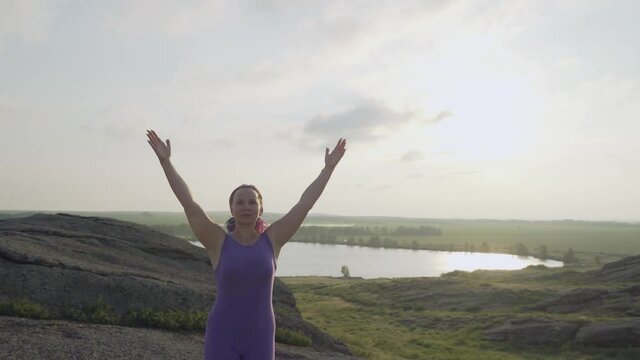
146, 129, 171, 162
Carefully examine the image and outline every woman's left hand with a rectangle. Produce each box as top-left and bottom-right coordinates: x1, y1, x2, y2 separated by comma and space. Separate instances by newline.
325, 138, 347, 169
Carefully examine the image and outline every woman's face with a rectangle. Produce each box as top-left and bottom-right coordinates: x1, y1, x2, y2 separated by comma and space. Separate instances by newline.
230, 188, 263, 225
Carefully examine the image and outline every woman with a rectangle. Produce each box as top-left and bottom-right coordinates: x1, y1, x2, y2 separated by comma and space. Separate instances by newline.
146, 129, 346, 360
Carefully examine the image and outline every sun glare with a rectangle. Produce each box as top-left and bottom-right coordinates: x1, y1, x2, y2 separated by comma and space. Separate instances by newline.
444, 252, 552, 272
434, 77, 539, 162
388, 28, 545, 165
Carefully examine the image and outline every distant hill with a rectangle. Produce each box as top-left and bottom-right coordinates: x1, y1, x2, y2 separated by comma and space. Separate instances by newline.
3, 211, 639, 259
2, 210, 638, 226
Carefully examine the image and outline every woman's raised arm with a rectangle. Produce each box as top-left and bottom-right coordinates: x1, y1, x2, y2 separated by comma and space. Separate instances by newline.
146, 130, 225, 250
267, 138, 347, 252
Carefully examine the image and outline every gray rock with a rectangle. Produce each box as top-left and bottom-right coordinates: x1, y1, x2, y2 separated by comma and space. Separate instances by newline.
483, 318, 581, 346
575, 319, 640, 347
588, 255, 640, 282
0, 213, 351, 355
527, 288, 608, 313
620, 284, 640, 296
0, 316, 363, 360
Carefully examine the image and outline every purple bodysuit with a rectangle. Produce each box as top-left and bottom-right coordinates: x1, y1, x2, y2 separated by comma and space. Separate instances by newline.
204, 232, 277, 360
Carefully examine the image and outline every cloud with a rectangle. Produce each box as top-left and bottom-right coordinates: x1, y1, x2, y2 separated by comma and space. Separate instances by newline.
104, 1, 231, 39
401, 150, 425, 162
78, 122, 138, 143
0, 102, 36, 142
181, 111, 216, 128
0, 0, 60, 51
374, 184, 392, 190
76, 107, 146, 142
433, 151, 452, 156
430, 110, 453, 123
210, 137, 235, 149
176, 1, 452, 99
301, 99, 414, 147
103, 123, 139, 142
435, 170, 480, 179
0, 103, 25, 120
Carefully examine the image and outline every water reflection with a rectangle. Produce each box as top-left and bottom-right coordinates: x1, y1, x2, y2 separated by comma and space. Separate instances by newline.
443, 252, 554, 272
190, 241, 563, 278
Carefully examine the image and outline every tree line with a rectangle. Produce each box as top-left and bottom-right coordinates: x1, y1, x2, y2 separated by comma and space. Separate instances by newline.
152, 223, 442, 241
291, 225, 442, 243
152, 223, 578, 262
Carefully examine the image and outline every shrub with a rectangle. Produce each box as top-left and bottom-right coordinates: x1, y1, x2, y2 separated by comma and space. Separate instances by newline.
538, 244, 549, 259
66, 299, 118, 325
276, 327, 312, 347
514, 243, 530, 256
0, 297, 210, 332
0, 298, 53, 319
441, 270, 469, 278
341, 265, 350, 278
123, 308, 206, 331
563, 248, 577, 263
463, 305, 483, 312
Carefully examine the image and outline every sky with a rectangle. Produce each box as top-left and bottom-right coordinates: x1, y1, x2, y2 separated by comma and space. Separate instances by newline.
1, 0, 639, 221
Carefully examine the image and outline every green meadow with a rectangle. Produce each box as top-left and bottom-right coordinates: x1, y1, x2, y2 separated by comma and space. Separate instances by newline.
280, 271, 639, 360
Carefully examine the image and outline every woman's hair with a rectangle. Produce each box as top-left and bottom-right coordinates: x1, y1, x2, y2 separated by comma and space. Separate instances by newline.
226, 184, 267, 233
228, 184, 263, 209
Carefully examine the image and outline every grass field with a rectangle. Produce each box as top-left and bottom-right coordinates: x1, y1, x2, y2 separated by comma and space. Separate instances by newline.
280, 272, 640, 360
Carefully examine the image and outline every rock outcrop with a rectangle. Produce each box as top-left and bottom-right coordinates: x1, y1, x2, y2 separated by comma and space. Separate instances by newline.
0, 316, 357, 360
0, 213, 356, 359
526, 288, 608, 313
525, 284, 640, 317
575, 319, 640, 347
588, 255, 640, 282
483, 318, 582, 346
483, 256, 640, 349
483, 317, 640, 348
0, 213, 215, 314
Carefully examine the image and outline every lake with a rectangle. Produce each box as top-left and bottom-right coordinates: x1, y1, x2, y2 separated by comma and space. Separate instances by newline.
190, 241, 563, 278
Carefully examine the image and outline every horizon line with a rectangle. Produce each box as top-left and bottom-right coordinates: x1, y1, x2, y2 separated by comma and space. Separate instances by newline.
1, 209, 639, 224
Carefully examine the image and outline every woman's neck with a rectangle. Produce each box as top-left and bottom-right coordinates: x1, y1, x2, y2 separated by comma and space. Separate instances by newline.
232, 224, 259, 242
